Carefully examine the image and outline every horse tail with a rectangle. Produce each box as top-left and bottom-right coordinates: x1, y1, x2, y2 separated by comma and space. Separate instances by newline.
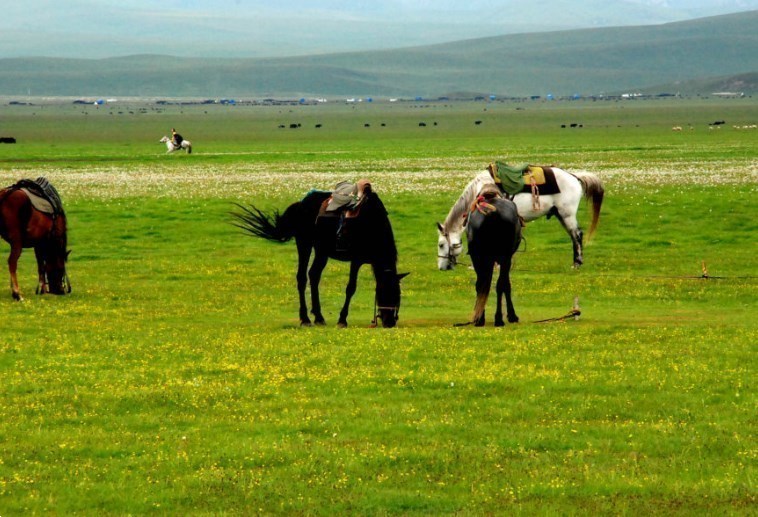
231, 202, 299, 243
472, 291, 490, 324
572, 171, 604, 239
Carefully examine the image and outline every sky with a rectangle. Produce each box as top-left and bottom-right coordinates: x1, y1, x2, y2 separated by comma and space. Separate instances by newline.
1, 0, 756, 59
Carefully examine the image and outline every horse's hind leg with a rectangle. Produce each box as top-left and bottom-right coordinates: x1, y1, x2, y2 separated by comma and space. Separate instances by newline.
472, 260, 493, 327
553, 208, 584, 267
495, 258, 518, 326
308, 252, 329, 325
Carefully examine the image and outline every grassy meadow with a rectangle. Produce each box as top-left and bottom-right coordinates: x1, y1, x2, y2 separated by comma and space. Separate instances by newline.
0, 97, 756, 514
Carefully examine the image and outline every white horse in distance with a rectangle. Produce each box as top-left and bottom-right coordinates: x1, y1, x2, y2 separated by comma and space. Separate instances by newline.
159, 136, 192, 154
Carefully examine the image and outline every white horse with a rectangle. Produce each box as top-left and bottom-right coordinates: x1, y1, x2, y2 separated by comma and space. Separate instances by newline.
437, 167, 604, 269
159, 136, 192, 154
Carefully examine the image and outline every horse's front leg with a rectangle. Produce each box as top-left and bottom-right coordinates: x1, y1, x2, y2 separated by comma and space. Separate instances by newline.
471, 259, 493, 327
34, 247, 48, 295
337, 261, 361, 328
308, 252, 329, 325
296, 241, 313, 326
8, 245, 23, 301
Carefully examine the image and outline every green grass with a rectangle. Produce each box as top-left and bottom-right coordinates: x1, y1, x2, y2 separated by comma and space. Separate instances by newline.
0, 98, 755, 514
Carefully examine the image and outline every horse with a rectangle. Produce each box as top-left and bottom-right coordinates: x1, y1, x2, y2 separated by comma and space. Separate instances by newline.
0, 178, 71, 301
159, 136, 192, 154
437, 166, 603, 269
232, 182, 408, 328
465, 187, 522, 326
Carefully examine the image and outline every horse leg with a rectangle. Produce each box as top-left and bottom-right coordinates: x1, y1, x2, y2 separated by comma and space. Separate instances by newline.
8, 244, 23, 301
308, 252, 329, 325
496, 257, 519, 325
34, 246, 48, 295
296, 241, 313, 326
337, 261, 361, 328
553, 209, 584, 267
472, 259, 493, 327
494, 264, 505, 327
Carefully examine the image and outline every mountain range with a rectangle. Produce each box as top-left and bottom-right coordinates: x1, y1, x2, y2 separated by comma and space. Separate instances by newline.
1, 0, 756, 59
0, 11, 756, 98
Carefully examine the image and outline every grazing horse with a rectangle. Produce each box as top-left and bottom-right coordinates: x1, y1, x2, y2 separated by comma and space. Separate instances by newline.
232, 182, 408, 328
437, 167, 604, 269
159, 136, 192, 154
466, 187, 522, 326
0, 178, 71, 301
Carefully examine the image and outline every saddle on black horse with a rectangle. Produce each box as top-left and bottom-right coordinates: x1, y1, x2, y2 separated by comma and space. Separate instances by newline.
317, 179, 373, 252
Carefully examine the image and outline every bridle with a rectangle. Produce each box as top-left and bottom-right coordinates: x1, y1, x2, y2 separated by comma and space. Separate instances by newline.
371, 298, 400, 327
370, 269, 401, 327
438, 234, 463, 267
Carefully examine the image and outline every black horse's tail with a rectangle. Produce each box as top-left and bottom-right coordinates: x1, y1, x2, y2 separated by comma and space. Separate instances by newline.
231, 202, 299, 242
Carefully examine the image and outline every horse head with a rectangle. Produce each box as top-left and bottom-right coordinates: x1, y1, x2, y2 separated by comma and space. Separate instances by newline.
44, 220, 71, 295
374, 271, 409, 328
436, 222, 463, 270
159, 136, 169, 143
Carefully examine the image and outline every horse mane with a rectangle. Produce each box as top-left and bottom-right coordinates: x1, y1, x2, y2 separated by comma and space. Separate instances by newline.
442, 170, 493, 233
365, 192, 398, 267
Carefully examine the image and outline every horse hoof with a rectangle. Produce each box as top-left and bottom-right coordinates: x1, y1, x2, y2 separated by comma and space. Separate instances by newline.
494, 320, 505, 327
508, 316, 519, 324
301, 321, 313, 327
337, 322, 348, 329
314, 319, 326, 326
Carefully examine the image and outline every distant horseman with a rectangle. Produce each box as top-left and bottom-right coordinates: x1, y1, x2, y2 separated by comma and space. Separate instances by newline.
171, 128, 183, 147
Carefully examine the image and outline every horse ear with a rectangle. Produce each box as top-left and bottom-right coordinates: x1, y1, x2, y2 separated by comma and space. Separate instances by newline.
397, 272, 410, 281
436, 222, 446, 235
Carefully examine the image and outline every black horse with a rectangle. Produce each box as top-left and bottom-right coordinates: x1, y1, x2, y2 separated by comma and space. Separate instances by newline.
466, 187, 522, 327
233, 183, 407, 328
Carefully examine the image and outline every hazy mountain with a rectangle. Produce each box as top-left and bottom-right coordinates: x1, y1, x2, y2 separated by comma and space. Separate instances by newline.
0, 11, 755, 98
0, 0, 755, 59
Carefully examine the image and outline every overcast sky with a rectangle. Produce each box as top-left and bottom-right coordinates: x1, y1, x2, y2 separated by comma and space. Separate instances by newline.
1, 0, 756, 59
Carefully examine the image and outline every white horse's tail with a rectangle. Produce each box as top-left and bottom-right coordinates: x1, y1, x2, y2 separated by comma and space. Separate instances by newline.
571, 171, 604, 239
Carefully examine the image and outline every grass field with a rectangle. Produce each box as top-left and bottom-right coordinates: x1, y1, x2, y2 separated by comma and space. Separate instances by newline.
0, 98, 756, 514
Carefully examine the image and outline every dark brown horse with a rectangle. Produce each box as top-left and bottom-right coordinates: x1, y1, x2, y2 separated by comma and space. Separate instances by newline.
0, 178, 71, 301
232, 183, 407, 328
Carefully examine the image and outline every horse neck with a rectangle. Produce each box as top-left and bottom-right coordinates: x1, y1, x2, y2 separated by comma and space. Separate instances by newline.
442, 170, 492, 234
364, 199, 398, 271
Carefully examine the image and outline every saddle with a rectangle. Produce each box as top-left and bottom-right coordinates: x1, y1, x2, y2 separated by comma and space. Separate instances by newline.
319, 179, 372, 218
487, 162, 561, 210
9, 177, 65, 216
318, 180, 373, 252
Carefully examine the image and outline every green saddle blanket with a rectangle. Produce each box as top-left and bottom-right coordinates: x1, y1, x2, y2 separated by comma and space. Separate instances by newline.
493, 162, 528, 195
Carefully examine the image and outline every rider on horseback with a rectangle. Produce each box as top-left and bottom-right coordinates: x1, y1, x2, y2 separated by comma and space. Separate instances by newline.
171, 128, 183, 147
